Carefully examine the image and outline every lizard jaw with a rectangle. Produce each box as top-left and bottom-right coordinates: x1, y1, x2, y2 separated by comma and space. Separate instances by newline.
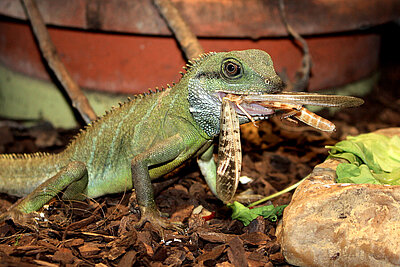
216, 92, 275, 120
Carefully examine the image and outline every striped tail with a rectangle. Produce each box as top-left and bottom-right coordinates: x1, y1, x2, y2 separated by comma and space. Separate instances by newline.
0, 152, 64, 197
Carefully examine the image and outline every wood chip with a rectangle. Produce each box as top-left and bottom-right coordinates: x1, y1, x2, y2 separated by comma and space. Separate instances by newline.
78, 243, 101, 257
64, 238, 84, 247
227, 236, 248, 267
33, 260, 59, 267
117, 250, 137, 267
52, 247, 75, 264
240, 232, 270, 246
216, 262, 235, 267
197, 244, 226, 263
170, 204, 194, 222
197, 229, 236, 243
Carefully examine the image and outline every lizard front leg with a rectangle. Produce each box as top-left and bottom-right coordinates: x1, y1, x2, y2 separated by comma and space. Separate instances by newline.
0, 161, 88, 227
131, 134, 186, 232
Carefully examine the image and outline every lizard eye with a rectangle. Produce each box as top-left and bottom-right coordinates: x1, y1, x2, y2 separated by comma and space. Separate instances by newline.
222, 59, 242, 79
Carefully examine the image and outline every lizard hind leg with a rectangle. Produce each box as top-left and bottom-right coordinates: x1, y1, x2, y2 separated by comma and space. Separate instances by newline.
0, 161, 89, 227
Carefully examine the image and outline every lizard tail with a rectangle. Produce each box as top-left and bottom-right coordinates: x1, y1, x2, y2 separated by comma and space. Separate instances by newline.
0, 152, 65, 197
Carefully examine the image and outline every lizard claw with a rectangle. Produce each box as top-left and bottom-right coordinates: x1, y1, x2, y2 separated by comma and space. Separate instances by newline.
134, 206, 184, 238
0, 209, 39, 232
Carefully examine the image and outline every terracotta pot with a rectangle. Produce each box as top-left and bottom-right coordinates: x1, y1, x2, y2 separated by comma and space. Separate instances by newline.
1, 0, 398, 94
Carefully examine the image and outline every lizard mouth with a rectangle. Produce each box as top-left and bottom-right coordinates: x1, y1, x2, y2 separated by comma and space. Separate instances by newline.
216, 92, 275, 119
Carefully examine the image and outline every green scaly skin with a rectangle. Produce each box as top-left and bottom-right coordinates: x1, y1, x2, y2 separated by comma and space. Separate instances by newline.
0, 49, 283, 230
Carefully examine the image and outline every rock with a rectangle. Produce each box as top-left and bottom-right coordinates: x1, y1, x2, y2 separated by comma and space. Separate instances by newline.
277, 128, 400, 266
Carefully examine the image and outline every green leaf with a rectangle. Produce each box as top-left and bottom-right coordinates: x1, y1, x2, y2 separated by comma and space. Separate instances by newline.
336, 163, 381, 184
388, 136, 400, 165
327, 133, 400, 185
373, 168, 400, 185
327, 150, 361, 166
228, 201, 287, 226
328, 135, 380, 172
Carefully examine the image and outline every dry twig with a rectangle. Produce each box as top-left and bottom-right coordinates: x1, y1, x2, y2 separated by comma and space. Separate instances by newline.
21, 0, 97, 124
153, 0, 204, 59
278, 0, 312, 92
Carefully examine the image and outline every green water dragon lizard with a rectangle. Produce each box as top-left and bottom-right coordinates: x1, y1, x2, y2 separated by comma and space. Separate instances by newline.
0, 49, 284, 230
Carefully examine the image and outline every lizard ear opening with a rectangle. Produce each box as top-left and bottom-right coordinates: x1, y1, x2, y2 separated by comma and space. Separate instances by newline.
221, 58, 243, 80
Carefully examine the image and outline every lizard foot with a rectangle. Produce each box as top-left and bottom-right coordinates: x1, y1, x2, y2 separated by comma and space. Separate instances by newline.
0, 209, 39, 232
134, 206, 184, 237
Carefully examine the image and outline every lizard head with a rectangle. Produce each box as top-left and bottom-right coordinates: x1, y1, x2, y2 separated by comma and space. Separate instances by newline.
187, 49, 284, 137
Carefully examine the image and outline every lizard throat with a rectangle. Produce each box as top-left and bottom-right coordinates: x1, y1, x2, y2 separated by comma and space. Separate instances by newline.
188, 79, 221, 137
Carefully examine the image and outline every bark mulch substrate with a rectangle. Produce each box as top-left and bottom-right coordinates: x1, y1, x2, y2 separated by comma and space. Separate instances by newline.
0, 81, 399, 266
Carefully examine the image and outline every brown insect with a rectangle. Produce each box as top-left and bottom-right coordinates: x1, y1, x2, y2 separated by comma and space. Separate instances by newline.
215, 92, 363, 202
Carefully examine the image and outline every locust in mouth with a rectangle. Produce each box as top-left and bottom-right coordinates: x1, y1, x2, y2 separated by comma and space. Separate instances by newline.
215, 91, 364, 203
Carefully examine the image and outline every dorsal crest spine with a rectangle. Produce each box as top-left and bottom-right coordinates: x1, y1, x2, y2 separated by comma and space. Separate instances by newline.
182, 52, 217, 76
4, 52, 217, 156
0, 152, 51, 160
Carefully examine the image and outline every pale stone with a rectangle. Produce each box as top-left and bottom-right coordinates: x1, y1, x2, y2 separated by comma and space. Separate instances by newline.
277, 128, 400, 267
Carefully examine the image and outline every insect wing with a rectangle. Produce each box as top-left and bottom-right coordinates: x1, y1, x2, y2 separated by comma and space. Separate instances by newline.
216, 98, 241, 203
243, 92, 364, 108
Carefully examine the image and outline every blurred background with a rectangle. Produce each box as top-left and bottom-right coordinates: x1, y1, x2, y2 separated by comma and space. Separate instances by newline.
0, 0, 399, 128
